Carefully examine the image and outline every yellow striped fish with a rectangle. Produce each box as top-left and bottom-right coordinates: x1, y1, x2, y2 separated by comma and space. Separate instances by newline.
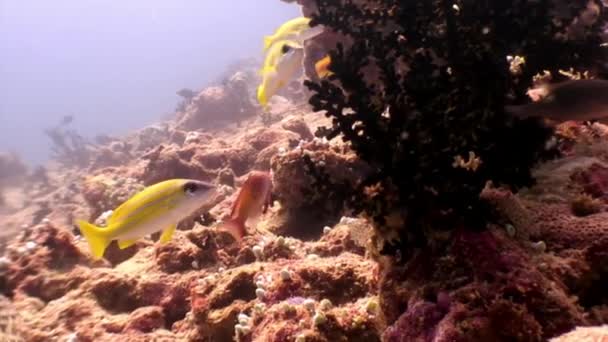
263, 17, 325, 52
257, 46, 305, 107
77, 179, 217, 260
259, 40, 302, 75
264, 17, 311, 51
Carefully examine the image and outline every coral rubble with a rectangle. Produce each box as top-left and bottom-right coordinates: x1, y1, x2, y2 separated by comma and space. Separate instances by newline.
0, 80, 373, 340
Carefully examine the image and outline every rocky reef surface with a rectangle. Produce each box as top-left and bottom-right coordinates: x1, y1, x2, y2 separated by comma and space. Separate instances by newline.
0, 74, 385, 341
1, 90, 608, 341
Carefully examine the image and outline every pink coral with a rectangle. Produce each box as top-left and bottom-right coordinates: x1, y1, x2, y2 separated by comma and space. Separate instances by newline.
281, 117, 314, 141
380, 228, 586, 341
123, 306, 166, 333
140, 144, 215, 185
175, 83, 256, 131
481, 185, 608, 253
271, 139, 370, 211
571, 163, 608, 201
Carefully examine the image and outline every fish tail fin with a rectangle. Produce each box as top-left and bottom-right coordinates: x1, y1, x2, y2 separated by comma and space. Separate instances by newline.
218, 219, 246, 242
263, 36, 274, 51
76, 220, 110, 260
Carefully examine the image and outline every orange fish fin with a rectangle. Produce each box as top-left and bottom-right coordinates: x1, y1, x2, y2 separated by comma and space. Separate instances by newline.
229, 187, 243, 218
218, 219, 247, 242
263, 189, 272, 214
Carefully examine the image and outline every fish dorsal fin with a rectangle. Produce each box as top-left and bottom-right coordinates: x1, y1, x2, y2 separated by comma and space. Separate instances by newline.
108, 179, 185, 225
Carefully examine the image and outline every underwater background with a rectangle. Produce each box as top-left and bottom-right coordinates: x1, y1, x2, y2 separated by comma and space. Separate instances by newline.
2, 0, 608, 341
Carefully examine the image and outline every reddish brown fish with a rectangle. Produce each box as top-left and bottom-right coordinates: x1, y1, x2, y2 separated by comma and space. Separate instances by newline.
219, 171, 273, 241
506, 79, 608, 123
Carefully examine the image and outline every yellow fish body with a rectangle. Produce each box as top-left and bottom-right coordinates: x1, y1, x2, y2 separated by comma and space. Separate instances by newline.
257, 46, 304, 107
259, 40, 302, 75
77, 179, 217, 260
264, 17, 311, 51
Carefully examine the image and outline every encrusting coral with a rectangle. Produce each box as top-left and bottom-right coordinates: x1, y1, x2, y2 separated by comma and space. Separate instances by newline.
299, 0, 608, 340
304, 0, 608, 246
175, 67, 259, 131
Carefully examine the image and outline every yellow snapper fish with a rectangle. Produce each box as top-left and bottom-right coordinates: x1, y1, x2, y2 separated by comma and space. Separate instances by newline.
263, 16, 324, 51
257, 44, 305, 107
77, 179, 217, 260
259, 40, 302, 75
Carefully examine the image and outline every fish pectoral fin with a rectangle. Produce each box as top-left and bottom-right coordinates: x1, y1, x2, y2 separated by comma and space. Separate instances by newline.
159, 224, 177, 244
117, 238, 138, 249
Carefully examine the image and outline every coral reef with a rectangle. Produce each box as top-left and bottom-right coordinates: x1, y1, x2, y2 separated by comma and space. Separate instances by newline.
0, 152, 27, 188
304, 0, 608, 244
0, 78, 355, 340
0, 152, 28, 212
551, 325, 608, 342
0, 184, 378, 341
176, 88, 197, 112
270, 138, 371, 239
298, 0, 608, 341
44, 116, 95, 168
175, 67, 259, 131
3, 77, 608, 342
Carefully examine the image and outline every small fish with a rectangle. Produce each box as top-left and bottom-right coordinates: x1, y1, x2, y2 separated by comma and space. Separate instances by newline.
264, 17, 313, 51
257, 46, 304, 107
260, 40, 302, 75
219, 171, 273, 242
60, 115, 74, 125
77, 179, 216, 260
315, 55, 333, 78
506, 79, 608, 123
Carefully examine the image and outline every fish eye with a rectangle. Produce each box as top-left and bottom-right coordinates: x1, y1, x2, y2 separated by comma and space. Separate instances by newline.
281, 44, 292, 54
184, 181, 215, 196
183, 182, 199, 195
